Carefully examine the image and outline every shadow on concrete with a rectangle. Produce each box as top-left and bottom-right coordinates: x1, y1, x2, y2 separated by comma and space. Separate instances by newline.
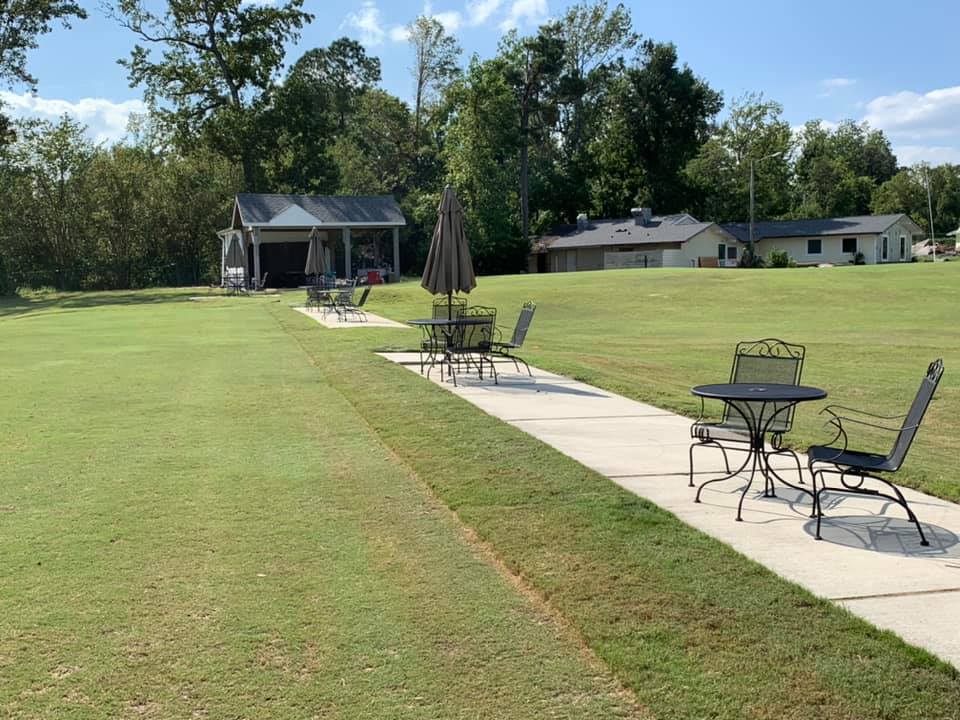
803, 515, 960, 558
462, 379, 609, 398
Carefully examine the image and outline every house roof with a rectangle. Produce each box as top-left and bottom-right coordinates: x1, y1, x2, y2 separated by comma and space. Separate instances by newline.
721, 214, 923, 243
539, 218, 736, 250
233, 193, 406, 228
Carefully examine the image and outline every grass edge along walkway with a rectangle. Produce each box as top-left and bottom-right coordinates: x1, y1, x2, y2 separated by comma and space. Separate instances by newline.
274, 303, 960, 720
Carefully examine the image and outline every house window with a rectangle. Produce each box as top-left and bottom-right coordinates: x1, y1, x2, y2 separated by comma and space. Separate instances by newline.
882, 236, 888, 261
726, 246, 738, 261
807, 238, 822, 255
900, 236, 906, 260
842, 238, 857, 254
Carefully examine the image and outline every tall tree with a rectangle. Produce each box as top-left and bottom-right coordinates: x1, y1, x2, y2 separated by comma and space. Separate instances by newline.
794, 119, 898, 216
684, 93, 793, 223
407, 16, 461, 146
442, 57, 523, 273
872, 164, 960, 237
112, 0, 312, 190
0, 0, 86, 88
554, 1, 638, 221
592, 41, 721, 216
262, 39, 381, 193
500, 25, 566, 247
0, 0, 86, 146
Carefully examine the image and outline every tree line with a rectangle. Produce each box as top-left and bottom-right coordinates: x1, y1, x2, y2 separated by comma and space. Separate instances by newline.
1, 0, 958, 293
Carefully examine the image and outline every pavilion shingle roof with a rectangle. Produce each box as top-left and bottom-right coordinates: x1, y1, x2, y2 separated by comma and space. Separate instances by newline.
235, 193, 405, 227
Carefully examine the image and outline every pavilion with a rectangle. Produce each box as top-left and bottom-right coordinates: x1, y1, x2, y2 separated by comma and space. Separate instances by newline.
218, 193, 406, 289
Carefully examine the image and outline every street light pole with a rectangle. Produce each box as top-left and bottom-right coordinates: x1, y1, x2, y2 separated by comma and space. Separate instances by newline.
925, 166, 936, 263
749, 159, 756, 262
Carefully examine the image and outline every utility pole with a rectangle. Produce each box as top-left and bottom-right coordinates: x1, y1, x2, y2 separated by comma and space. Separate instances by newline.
925, 166, 936, 262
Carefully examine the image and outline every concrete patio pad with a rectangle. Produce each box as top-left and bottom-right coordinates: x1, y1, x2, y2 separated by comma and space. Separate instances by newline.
380, 352, 960, 668
294, 306, 407, 329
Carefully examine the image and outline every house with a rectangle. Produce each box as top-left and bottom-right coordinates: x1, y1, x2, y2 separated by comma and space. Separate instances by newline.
531, 208, 743, 272
219, 193, 406, 288
721, 214, 924, 265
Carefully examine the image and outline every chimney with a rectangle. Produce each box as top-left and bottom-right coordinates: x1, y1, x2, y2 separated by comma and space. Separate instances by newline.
631, 207, 652, 226
576, 213, 589, 230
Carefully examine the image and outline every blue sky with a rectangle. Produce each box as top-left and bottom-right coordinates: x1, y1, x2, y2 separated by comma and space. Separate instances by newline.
4, 0, 960, 166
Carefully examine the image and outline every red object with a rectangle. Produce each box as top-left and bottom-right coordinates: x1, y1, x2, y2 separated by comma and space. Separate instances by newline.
366, 270, 383, 284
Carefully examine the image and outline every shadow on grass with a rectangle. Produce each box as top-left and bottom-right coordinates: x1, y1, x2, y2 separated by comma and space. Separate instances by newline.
0, 289, 219, 320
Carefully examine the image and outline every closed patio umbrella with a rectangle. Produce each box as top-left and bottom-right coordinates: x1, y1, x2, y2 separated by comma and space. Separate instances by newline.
305, 227, 328, 283
225, 232, 245, 286
421, 185, 476, 318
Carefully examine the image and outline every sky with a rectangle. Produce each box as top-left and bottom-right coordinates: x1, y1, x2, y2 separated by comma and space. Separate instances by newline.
4, 0, 960, 166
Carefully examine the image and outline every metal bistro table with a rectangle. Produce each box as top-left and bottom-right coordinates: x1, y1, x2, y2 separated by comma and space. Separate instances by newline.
409, 316, 492, 386
691, 382, 826, 520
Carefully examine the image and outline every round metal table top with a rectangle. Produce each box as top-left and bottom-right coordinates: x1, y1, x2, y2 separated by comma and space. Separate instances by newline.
691, 383, 827, 402
408, 317, 492, 327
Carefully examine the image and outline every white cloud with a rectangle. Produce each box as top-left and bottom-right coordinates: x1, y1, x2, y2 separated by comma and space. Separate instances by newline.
499, 0, 548, 31
863, 85, 960, 141
389, 24, 410, 42
341, 0, 386, 46
819, 77, 856, 97
891, 144, 960, 166
0, 91, 146, 144
467, 0, 502, 26
422, 2, 463, 32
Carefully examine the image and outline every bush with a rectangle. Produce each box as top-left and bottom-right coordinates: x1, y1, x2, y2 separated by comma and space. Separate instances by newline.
737, 248, 765, 268
854, 251, 866, 265
766, 249, 794, 268
0, 252, 15, 296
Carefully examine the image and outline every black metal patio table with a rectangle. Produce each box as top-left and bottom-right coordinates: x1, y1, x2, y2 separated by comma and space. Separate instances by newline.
691, 382, 827, 520
408, 316, 492, 386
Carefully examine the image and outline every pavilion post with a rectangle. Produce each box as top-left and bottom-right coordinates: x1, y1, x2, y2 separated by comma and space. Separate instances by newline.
393, 227, 400, 282
343, 228, 352, 281
252, 228, 262, 290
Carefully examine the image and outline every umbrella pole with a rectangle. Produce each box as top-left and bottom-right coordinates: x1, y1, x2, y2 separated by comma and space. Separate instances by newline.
447, 290, 453, 321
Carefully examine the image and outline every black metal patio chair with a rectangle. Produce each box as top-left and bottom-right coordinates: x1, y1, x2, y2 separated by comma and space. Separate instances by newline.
419, 297, 467, 374
689, 338, 806, 491
808, 358, 944, 546
450, 306, 497, 383
339, 286, 371, 322
491, 301, 536, 376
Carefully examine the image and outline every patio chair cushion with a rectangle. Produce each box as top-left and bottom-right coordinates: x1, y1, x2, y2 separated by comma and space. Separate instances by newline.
808, 445, 896, 472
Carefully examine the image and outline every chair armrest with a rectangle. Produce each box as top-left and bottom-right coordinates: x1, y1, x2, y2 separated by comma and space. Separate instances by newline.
824, 415, 905, 434
820, 404, 908, 422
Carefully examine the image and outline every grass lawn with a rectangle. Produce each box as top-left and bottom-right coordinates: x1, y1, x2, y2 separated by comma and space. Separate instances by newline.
1, 264, 959, 718
366, 262, 960, 504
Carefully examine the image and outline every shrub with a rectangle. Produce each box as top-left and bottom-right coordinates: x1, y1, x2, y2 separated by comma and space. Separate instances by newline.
854, 251, 866, 265
766, 249, 794, 268
737, 249, 765, 268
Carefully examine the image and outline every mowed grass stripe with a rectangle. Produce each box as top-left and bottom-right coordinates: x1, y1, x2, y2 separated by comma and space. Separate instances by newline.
0, 292, 643, 719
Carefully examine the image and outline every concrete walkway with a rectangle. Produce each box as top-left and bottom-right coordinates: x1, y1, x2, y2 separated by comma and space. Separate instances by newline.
381, 353, 960, 668
294, 306, 407, 329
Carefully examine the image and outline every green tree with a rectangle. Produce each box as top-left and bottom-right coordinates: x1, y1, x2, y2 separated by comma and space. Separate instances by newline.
262, 39, 381, 193
3, 116, 94, 288
407, 16, 461, 147
112, 0, 312, 190
554, 1, 638, 221
443, 57, 522, 273
872, 164, 960, 237
592, 40, 721, 216
0, 0, 86, 88
794, 119, 898, 216
499, 25, 567, 247
685, 93, 793, 223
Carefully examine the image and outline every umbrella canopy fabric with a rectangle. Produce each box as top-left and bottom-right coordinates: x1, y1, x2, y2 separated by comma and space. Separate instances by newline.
225, 232, 245, 267
305, 227, 328, 277
421, 186, 476, 297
